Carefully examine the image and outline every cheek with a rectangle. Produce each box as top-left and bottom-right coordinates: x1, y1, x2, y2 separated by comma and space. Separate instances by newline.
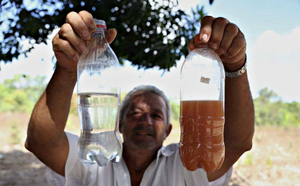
156, 125, 167, 137
121, 120, 135, 133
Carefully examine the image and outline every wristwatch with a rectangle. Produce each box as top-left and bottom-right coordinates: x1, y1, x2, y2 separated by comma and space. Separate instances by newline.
225, 55, 247, 78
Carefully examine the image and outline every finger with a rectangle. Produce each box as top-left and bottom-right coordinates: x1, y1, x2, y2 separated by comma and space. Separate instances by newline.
78, 11, 117, 44
226, 31, 246, 58
222, 47, 246, 70
53, 32, 80, 62
59, 24, 86, 54
59, 23, 87, 54
106, 28, 117, 44
66, 11, 93, 40
209, 17, 229, 51
188, 40, 195, 51
218, 23, 239, 55
78, 10, 96, 31
199, 16, 214, 43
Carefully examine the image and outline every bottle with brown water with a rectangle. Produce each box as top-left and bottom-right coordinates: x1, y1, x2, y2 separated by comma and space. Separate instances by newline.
179, 34, 225, 172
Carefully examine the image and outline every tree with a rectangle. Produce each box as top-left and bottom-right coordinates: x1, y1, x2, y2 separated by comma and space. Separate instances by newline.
254, 87, 283, 126
0, 0, 214, 70
170, 99, 179, 123
254, 87, 300, 126
0, 74, 47, 112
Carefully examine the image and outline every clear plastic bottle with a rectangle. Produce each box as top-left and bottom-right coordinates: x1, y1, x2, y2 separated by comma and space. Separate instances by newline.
77, 19, 122, 167
179, 38, 225, 172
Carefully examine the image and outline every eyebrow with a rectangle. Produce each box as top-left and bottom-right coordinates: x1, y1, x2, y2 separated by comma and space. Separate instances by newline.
130, 103, 165, 114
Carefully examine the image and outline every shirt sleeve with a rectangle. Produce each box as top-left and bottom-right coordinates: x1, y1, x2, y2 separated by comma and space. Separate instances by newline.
45, 132, 79, 186
46, 166, 66, 186
208, 167, 233, 186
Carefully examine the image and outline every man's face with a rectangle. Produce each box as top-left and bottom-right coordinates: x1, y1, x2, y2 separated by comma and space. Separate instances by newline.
120, 92, 172, 151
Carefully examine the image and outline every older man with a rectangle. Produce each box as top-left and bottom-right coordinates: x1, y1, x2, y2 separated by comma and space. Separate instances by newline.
25, 10, 254, 186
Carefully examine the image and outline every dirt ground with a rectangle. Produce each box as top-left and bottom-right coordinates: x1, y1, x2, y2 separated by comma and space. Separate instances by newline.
1, 112, 300, 186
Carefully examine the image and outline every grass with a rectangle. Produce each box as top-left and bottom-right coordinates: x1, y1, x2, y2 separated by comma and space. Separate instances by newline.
266, 157, 272, 167
244, 153, 253, 166
1, 112, 300, 185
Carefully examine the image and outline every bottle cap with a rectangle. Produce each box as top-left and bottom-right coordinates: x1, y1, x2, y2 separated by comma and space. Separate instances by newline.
94, 19, 107, 29
194, 33, 207, 48
195, 33, 201, 43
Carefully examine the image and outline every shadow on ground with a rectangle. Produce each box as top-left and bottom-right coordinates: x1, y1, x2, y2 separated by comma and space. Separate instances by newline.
0, 149, 249, 186
0, 150, 48, 186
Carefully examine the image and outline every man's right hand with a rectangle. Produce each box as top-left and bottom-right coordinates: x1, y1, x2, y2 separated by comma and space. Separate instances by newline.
52, 10, 117, 72
25, 11, 118, 177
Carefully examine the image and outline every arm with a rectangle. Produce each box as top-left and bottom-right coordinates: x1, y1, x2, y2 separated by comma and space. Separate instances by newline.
189, 16, 255, 181
208, 69, 254, 181
25, 65, 77, 176
25, 11, 117, 176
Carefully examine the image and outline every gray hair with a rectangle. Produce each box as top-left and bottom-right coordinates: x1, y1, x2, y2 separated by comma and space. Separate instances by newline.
120, 85, 171, 126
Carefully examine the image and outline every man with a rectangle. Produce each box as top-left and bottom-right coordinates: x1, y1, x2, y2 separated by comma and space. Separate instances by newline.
25, 10, 255, 185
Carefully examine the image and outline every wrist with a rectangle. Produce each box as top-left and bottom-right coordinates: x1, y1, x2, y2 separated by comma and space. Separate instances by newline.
55, 63, 77, 77
224, 54, 247, 78
54, 63, 77, 86
224, 54, 246, 72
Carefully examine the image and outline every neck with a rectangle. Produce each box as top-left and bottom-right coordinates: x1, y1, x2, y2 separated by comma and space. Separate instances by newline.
123, 144, 160, 186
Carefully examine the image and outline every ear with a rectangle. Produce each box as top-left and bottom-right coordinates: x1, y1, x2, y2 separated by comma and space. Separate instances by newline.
165, 124, 172, 138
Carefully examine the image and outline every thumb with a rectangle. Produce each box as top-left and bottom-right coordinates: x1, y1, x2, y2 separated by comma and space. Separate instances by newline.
106, 28, 117, 44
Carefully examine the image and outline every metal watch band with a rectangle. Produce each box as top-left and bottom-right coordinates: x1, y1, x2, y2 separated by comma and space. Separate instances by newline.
225, 55, 247, 78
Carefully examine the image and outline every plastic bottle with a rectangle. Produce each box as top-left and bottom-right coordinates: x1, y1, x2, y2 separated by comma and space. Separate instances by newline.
77, 19, 122, 167
179, 35, 225, 172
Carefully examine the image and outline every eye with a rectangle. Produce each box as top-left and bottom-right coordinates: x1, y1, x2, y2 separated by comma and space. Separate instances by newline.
127, 110, 142, 117
152, 113, 163, 119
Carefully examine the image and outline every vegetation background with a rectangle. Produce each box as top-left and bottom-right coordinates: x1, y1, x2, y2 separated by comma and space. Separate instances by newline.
0, 75, 299, 185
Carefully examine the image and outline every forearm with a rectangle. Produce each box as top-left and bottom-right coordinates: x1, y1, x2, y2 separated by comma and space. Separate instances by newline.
26, 64, 77, 147
207, 71, 254, 181
224, 71, 255, 153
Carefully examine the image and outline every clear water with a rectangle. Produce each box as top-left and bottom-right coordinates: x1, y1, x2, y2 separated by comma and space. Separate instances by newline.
77, 93, 122, 166
78, 130, 122, 166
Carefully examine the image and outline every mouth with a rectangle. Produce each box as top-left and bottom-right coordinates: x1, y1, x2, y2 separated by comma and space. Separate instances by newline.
135, 131, 154, 136
132, 126, 156, 137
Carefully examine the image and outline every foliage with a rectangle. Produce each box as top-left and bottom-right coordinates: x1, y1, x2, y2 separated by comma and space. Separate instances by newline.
69, 93, 78, 115
3, 74, 300, 126
0, 74, 47, 113
0, 0, 214, 70
9, 121, 21, 144
170, 98, 180, 123
254, 87, 300, 126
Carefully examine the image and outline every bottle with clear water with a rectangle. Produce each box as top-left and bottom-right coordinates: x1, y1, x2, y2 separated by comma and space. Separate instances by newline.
77, 19, 122, 167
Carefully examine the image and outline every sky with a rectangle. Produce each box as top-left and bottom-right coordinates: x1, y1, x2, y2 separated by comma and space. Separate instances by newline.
1, 0, 300, 102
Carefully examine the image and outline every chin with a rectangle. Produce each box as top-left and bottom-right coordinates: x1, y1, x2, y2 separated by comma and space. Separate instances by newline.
130, 139, 162, 150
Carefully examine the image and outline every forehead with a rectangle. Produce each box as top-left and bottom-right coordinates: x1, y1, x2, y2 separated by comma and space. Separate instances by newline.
129, 92, 167, 111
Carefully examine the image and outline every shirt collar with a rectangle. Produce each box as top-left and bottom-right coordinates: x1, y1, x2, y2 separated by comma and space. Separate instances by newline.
157, 144, 176, 158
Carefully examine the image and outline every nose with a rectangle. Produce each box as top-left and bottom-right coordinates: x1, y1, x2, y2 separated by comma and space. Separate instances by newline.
139, 113, 153, 125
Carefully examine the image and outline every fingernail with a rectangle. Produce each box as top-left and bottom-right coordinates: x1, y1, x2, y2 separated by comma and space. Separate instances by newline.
82, 30, 90, 38
89, 24, 95, 30
201, 34, 208, 42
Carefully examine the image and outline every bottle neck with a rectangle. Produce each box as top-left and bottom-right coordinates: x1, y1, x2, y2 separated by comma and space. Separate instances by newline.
93, 25, 106, 36
90, 25, 108, 49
